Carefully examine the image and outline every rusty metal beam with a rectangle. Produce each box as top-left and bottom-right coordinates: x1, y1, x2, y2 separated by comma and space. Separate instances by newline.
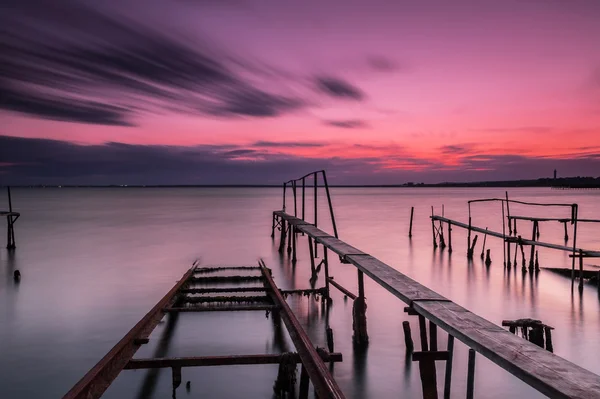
259, 260, 346, 399
62, 267, 194, 399
125, 352, 343, 369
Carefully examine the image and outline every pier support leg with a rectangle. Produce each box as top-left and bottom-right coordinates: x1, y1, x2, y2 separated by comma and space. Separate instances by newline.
443, 335, 454, 399
323, 249, 330, 299
292, 226, 297, 263
278, 220, 287, 253
529, 222, 538, 271
352, 270, 368, 346
431, 207, 438, 249
418, 356, 438, 399
418, 315, 428, 352
485, 249, 492, 267
466, 349, 476, 399
308, 237, 316, 277
271, 214, 276, 238
579, 250, 584, 291
447, 223, 452, 253
403, 321, 414, 353
287, 225, 292, 255
429, 321, 438, 351
563, 222, 569, 242
506, 237, 511, 268
544, 327, 554, 352
299, 365, 309, 399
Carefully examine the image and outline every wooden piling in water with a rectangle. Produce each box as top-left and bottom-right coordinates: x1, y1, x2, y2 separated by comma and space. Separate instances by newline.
352, 270, 369, 346
443, 335, 455, 399
529, 221, 538, 271
467, 235, 478, 259
418, 315, 428, 351
485, 249, 492, 267
278, 219, 287, 253
579, 249, 584, 291
467, 349, 476, 399
563, 221, 568, 242
429, 321, 438, 351
481, 228, 488, 260
431, 206, 438, 248
324, 248, 330, 298
402, 321, 414, 353
544, 327, 554, 352
409, 207, 414, 238
447, 222, 453, 253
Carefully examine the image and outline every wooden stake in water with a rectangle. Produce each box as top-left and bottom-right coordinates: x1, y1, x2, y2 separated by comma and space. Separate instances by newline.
409, 207, 414, 238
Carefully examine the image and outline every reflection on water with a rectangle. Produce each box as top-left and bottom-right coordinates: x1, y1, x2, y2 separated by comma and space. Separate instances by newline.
0, 187, 599, 398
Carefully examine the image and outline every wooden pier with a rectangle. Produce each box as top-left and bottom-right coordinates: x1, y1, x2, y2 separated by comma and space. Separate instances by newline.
63, 262, 344, 399
272, 171, 600, 399
1, 187, 19, 249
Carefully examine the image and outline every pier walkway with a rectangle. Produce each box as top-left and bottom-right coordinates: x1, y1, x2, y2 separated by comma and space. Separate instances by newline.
274, 207, 600, 398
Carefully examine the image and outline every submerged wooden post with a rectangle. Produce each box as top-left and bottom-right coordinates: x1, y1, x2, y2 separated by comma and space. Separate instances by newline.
529, 221, 538, 271
402, 321, 414, 353
6, 187, 16, 250
467, 216, 472, 256
313, 173, 318, 258
323, 248, 330, 298
467, 235, 478, 260
418, 356, 438, 399
579, 249, 584, 291
278, 219, 287, 253
485, 249, 492, 267
480, 228, 488, 260
291, 226, 297, 263
563, 221, 568, 242
352, 270, 369, 346
466, 349, 476, 399
571, 204, 579, 287
431, 206, 438, 249
308, 237, 316, 276
544, 327, 554, 352
444, 335, 455, 399
447, 222, 453, 253
287, 224, 293, 255
271, 214, 276, 238
298, 365, 309, 399
409, 207, 414, 238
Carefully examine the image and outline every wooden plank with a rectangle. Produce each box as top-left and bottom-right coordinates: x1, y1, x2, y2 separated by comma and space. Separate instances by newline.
316, 236, 366, 258
125, 352, 343, 369
63, 268, 195, 399
345, 255, 448, 303
273, 211, 310, 226
413, 300, 600, 399
296, 224, 331, 237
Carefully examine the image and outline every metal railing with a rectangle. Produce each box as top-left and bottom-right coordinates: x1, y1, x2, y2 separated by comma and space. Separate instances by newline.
282, 170, 338, 238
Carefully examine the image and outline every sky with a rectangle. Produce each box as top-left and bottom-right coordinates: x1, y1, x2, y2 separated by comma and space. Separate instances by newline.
2, 0, 600, 185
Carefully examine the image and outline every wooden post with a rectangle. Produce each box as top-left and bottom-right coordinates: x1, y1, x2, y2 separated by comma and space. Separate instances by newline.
467, 216, 472, 256
480, 228, 487, 260
431, 207, 438, 249
308, 237, 316, 276
505, 192, 511, 235
402, 321, 414, 353
299, 365, 309, 399
563, 221, 568, 242
579, 249, 584, 291
326, 327, 334, 353
292, 226, 297, 263
467, 235, 478, 260
352, 270, 368, 345
409, 207, 414, 238
447, 222, 453, 253
323, 248, 330, 299
513, 218, 518, 236
271, 214, 276, 238
418, 315, 428, 351
443, 335, 455, 399
544, 327, 553, 353
287, 224, 292, 255
529, 221, 538, 271
278, 219, 287, 253
429, 321, 438, 351
302, 178, 306, 222
418, 357, 438, 399
466, 349, 476, 399
571, 205, 578, 287
6, 187, 15, 250
485, 249, 492, 267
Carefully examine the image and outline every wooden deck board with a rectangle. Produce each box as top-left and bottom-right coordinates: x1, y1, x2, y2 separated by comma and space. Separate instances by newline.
273, 211, 310, 226
413, 300, 600, 399
345, 255, 448, 303
296, 224, 332, 237
315, 236, 366, 257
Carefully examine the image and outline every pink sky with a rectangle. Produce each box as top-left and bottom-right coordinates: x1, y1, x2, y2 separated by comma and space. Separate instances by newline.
2, 0, 600, 184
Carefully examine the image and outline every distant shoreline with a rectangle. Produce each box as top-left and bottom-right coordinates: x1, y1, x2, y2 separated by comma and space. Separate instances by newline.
3, 177, 600, 189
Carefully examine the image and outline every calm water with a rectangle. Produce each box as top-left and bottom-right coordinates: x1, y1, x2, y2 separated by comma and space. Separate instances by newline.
1, 187, 600, 398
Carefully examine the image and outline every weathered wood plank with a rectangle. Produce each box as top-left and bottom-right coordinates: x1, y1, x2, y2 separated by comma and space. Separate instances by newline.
125, 352, 343, 369
413, 300, 600, 399
316, 236, 366, 258
273, 211, 310, 226
345, 255, 448, 303
166, 305, 277, 312
296, 224, 331, 237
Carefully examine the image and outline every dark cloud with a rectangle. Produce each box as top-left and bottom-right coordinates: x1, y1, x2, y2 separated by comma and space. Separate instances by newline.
315, 77, 364, 100
0, 0, 303, 125
324, 119, 367, 129
1, 85, 132, 126
366, 56, 399, 72
253, 141, 325, 148
439, 145, 473, 154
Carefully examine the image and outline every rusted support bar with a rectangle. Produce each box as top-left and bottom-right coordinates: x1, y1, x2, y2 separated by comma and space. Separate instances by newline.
63, 268, 194, 399
467, 349, 476, 399
125, 352, 343, 369
189, 275, 263, 283
259, 261, 346, 399
327, 277, 357, 300
444, 335, 454, 399
166, 305, 277, 312
409, 206, 414, 238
